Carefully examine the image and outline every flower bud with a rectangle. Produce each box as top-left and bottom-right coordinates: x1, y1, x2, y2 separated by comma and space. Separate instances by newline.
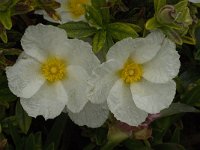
156, 5, 176, 24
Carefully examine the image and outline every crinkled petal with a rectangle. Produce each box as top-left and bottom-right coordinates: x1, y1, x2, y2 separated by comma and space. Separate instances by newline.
89, 60, 120, 104
20, 81, 68, 119
189, 0, 200, 3
143, 38, 180, 83
67, 102, 109, 128
6, 56, 45, 98
130, 79, 176, 114
66, 39, 100, 73
107, 38, 136, 65
63, 65, 89, 113
21, 24, 69, 62
107, 79, 148, 126
131, 30, 165, 64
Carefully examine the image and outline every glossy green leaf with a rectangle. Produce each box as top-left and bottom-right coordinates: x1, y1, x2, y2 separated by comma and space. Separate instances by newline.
154, 0, 166, 13
0, 25, 7, 43
58, 21, 97, 38
85, 5, 103, 27
92, 30, 106, 53
125, 23, 142, 32
108, 22, 138, 41
182, 35, 196, 45
160, 103, 199, 117
100, 7, 110, 24
145, 17, 161, 30
0, 10, 12, 30
15, 101, 32, 134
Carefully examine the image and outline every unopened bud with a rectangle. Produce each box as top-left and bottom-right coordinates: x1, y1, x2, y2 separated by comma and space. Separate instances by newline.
156, 5, 176, 24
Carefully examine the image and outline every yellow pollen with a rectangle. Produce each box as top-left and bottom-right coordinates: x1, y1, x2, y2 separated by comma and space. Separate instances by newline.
66, 0, 90, 19
41, 57, 66, 82
120, 59, 143, 84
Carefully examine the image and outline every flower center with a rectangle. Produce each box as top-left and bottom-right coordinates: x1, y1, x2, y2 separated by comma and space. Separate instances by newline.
120, 59, 143, 84
66, 0, 90, 18
41, 57, 66, 82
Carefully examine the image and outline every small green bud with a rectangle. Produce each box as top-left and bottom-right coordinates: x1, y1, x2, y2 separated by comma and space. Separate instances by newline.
156, 5, 176, 24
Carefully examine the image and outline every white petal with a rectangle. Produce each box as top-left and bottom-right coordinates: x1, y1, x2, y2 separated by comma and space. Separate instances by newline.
89, 60, 120, 104
6, 56, 45, 98
107, 80, 148, 126
130, 79, 176, 114
189, 0, 200, 3
143, 38, 180, 83
131, 30, 165, 64
21, 24, 69, 62
107, 38, 136, 65
20, 81, 68, 119
60, 11, 85, 23
66, 39, 100, 73
63, 65, 90, 113
67, 102, 109, 128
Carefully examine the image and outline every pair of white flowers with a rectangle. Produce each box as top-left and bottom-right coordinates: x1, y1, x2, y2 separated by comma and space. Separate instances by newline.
6, 24, 180, 128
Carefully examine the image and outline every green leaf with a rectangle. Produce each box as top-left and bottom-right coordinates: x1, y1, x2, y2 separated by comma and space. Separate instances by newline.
0, 75, 16, 103
170, 127, 181, 143
181, 83, 200, 106
34, 132, 42, 150
108, 22, 138, 41
100, 7, 110, 24
152, 115, 183, 144
160, 103, 199, 118
162, 27, 182, 45
145, 17, 161, 30
85, 5, 103, 27
44, 113, 68, 150
92, 30, 106, 53
124, 139, 151, 150
0, 10, 12, 30
91, 0, 106, 8
154, 0, 166, 13
8, 123, 24, 150
24, 134, 35, 150
45, 143, 54, 150
182, 35, 196, 45
0, 25, 7, 43
125, 23, 142, 32
15, 101, 32, 134
58, 21, 97, 38
153, 143, 185, 150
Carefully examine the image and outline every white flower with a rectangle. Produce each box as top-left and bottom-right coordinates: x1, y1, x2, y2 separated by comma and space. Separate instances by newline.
6, 24, 100, 120
90, 31, 180, 126
35, 0, 90, 24
189, 0, 200, 3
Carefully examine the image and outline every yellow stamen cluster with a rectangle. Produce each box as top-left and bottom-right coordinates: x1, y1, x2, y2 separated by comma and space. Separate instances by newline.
41, 57, 66, 82
66, 0, 90, 18
120, 59, 143, 84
